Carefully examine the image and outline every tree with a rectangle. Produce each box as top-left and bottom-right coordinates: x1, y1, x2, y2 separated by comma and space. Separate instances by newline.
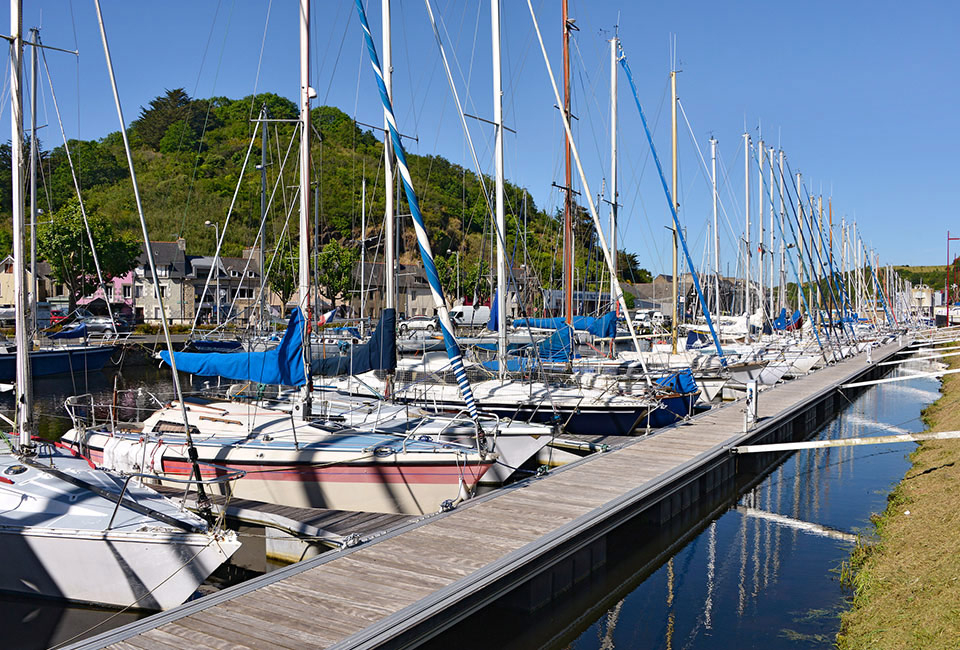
268, 239, 298, 310
618, 251, 652, 283
37, 199, 141, 312
131, 88, 212, 151
316, 240, 359, 307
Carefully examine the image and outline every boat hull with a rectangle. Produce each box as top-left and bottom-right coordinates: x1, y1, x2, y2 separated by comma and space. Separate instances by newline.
70, 436, 493, 516
0, 346, 116, 380
0, 525, 238, 610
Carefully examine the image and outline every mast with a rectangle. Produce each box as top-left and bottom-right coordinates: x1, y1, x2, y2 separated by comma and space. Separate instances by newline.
757, 139, 764, 319
11, 0, 31, 449
817, 194, 823, 328
298, 0, 312, 414
259, 104, 267, 329
768, 146, 775, 315
710, 137, 719, 318
609, 34, 618, 315
491, 0, 506, 376
778, 150, 786, 311
360, 178, 366, 337
28, 25, 37, 334
670, 69, 679, 353
562, 0, 573, 324
382, 0, 395, 312
796, 171, 805, 319
743, 132, 750, 341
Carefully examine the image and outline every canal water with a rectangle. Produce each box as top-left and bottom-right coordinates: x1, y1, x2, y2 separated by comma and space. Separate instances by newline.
1, 361, 942, 649
426, 363, 943, 649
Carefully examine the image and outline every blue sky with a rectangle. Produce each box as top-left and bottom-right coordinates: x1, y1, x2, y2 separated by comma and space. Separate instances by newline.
18, 0, 960, 274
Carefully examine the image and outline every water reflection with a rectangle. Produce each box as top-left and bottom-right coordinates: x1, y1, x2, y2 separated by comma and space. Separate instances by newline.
425, 367, 941, 650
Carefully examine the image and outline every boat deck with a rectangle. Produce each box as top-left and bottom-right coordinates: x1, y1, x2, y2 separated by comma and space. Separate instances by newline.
74, 342, 901, 650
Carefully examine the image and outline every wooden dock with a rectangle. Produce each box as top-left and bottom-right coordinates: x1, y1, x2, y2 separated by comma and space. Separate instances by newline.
72, 342, 904, 650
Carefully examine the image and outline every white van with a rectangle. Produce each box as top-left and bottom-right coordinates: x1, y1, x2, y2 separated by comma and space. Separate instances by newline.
449, 304, 491, 328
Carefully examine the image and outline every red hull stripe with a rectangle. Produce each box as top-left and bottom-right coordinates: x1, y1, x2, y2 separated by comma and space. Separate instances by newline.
84, 448, 491, 485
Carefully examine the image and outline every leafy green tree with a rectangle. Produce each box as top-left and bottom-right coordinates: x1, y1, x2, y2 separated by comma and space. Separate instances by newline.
316, 240, 360, 307
36, 199, 141, 312
131, 88, 213, 151
268, 240, 298, 310
618, 251, 652, 283
159, 119, 198, 154
436, 254, 458, 301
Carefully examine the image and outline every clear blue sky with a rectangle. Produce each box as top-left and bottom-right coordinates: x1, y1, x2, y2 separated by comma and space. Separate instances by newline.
19, 0, 960, 274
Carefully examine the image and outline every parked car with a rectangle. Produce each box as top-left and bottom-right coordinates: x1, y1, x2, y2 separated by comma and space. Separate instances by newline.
398, 315, 438, 335
50, 308, 67, 325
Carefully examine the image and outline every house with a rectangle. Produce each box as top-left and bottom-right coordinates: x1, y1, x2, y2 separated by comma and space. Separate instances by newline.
348, 261, 435, 320
134, 239, 194, 324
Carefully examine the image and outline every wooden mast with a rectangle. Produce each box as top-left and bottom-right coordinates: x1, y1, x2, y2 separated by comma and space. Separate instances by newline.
562, 0, 573, 324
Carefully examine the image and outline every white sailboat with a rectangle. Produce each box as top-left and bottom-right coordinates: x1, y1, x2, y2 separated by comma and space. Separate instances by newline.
0, 0, 239, 610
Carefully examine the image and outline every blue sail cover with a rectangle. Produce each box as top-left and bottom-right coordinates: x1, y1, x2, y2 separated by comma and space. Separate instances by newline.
487, 289, 499, 331
49, 323, 87, 339
514, 312, 617, 338
772, 308, 803, 331
313, 309, 396, 376
538, 324, 577, 362
160, 309, 307, 387
655, 368, 698, 394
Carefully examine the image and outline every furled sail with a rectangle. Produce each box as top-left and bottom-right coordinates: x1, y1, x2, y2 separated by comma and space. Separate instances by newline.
160, 309, 307, 387
312, 309, 396, 376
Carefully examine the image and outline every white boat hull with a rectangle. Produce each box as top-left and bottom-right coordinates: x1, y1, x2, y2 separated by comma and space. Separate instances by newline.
0, 525, 237, 610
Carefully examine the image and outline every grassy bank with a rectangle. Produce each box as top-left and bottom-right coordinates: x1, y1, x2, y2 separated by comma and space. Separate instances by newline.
837, 352, 960, 648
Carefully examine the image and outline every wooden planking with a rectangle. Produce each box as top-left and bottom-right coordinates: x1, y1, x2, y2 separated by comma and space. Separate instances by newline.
99, 344, 902, 650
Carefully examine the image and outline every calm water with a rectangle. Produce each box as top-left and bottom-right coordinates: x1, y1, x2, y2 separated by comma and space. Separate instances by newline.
4, 362, 941, 649
427, 364, 942, 649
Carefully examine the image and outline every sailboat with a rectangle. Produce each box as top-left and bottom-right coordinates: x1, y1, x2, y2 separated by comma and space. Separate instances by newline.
0, 0, 239, 610
63, 1, 503, 515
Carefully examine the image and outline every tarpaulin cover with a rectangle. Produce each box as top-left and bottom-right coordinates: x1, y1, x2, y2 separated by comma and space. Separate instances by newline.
49, 323, 87, 339
514, 312, 617, 338
655, 368, 698, 394
685, 329, 710, 349
160, 309, 307, 386
537, 325, 576, 362
772, 308, 803, 331
313, 309, 396, 376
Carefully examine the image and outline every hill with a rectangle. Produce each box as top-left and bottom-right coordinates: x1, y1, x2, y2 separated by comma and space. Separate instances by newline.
5, 88, 649, 304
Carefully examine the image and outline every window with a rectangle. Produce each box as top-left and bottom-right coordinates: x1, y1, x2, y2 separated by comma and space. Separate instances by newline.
159, 285, 167, 298
247, 271, 256, 278
236, 288, 254, 300
105, 286, 114, 300
135, 284, 142, 298
230, 270, 240, 278
154, 307, 161, 320
122, 285, 132, 299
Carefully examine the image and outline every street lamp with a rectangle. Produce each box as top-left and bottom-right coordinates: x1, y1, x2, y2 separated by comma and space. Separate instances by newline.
446, 249, 460, 302
205, 220, 220, 326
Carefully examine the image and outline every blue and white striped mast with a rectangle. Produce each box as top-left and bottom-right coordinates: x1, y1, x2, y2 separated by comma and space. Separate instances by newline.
354, 0, 479, 420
